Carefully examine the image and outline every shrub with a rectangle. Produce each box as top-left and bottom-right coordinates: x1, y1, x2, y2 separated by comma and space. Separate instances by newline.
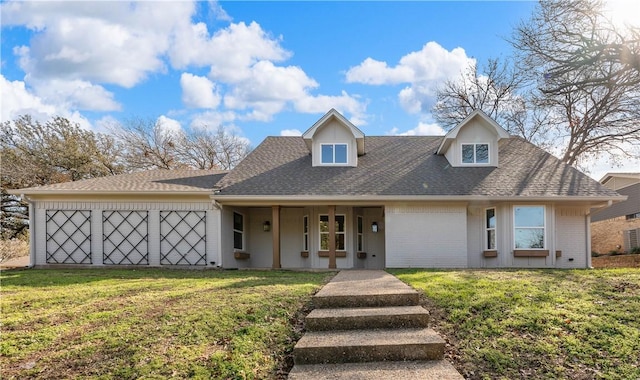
631, 246, 640, 255
592, 251, 600, 257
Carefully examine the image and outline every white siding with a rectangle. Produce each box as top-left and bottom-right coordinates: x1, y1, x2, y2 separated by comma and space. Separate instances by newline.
385, 203, 468, 268
32, 200, 219, 267
311, 120, 358, 167
445, 117, 500, 167
555, 207, 589, 268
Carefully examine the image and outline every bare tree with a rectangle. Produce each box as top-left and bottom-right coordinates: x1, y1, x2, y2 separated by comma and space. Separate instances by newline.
108, 117, 185, 170
512, 0, 640, 166
110, 119, 252, 171
176, 126, 252, 170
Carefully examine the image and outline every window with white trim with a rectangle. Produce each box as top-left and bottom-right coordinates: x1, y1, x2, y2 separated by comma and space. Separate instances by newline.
514, 206, 545, 249
302, 215, 309, 251
321, 143, 348, 164
357, 216, 364, 251
485, 208, 496, 250
319, 214, 346, 250
462, 143, 489, 164
233, 212, 244, 250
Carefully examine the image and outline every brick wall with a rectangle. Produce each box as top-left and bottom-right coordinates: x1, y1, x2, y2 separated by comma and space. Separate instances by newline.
591, 216, 640, 254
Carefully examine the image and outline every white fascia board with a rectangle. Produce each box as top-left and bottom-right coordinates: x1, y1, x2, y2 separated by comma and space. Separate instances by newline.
11, 190, 212, 197
211, 194, 627, 206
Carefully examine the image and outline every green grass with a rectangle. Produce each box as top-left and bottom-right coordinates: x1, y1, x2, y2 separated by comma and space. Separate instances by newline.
391, 269, 640, 380
0, 269, 332, 379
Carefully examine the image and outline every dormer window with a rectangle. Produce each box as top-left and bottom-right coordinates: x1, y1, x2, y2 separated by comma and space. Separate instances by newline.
321, 143, 348, 164
462, 143, 489, 164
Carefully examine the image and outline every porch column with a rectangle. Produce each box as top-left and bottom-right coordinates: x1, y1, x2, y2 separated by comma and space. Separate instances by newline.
272, 206, 281, 269
328, 205, 336, 269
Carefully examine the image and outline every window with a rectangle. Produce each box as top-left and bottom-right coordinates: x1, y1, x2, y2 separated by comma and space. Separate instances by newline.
319, 214, 346, 250
302, 215, 309, 251
514, 206, 545, 249
233, 212, 244, 250
357, 216, 364, 251
462, 143, 489, 164
485, 208, 496, 250
626, 212, 640, 220
321, 143, 348, 164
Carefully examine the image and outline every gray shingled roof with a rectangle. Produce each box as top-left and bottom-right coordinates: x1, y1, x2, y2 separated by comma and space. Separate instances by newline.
14, 169, 227, 194
216, 136, 620, 198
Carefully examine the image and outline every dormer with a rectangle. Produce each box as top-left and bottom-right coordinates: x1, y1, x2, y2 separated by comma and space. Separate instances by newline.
436, 109, 510, 167
303, 109, 365, 167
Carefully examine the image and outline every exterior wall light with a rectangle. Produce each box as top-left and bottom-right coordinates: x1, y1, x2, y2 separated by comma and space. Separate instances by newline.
371, 222, 378, 233
263, 221, 271, 232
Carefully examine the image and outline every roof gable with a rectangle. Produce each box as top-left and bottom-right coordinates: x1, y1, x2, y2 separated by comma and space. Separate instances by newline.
436, 109, 510, 155
302, 108, 365, 155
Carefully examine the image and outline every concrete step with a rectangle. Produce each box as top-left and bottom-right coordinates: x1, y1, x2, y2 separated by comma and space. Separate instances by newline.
305, 306, 429, 331
313, 292, 420, 308
288, 360, 464, 380
312, 270, 420, 308
293, 328, 445, 364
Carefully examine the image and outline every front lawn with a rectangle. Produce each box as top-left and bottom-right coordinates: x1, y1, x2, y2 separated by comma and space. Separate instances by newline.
392, 269, 640, 380
0, 269, 332, 379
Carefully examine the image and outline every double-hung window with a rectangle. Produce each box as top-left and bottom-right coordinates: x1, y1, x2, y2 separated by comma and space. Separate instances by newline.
485, 208, 496, 250
233, 212, 244, 250
321, 143, 348, 164
514, 206, 545, 249
319, 214, 346, 250
462, 143, 489, 164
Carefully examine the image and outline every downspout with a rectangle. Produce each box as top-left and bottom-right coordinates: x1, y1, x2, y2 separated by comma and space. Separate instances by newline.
23, 195, 35, 268
211, 199, 223, 268
586, 212, 592, 269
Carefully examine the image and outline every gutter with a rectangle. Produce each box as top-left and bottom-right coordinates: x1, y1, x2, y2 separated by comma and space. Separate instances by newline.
211, 194, 627, 206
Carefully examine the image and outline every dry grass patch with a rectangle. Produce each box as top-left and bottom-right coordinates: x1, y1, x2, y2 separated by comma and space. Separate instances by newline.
0, 269, 333, 379
391, 269, 640, 380
593, 254, 640, 268
0, 239, 29, 263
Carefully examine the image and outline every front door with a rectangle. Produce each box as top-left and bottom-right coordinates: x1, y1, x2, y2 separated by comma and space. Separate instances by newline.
364, 209, 385, 269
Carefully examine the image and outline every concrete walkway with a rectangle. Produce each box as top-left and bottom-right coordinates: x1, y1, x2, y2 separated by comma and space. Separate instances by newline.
289, 270, 463, 379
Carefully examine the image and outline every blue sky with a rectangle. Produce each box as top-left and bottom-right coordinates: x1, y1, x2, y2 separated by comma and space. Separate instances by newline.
1, 1, 636, 178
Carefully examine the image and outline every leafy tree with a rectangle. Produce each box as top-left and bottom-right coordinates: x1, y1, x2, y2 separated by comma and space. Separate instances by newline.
1, 115, 126, 239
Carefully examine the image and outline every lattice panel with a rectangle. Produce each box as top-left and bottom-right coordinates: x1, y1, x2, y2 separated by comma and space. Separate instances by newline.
103, 211, 149, 265
46, 210, 92, 264
160, 211, 206, 265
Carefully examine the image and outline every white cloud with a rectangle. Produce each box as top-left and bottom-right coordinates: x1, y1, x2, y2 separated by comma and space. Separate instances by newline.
157, 115, 184, 137
280, 129, 302, 136
4, 1, 195, 88
2, 2, 369, 126
0, 74, 92, 128
29, 78, 121, 111
189, 110, 238, 131
180, 73, 221, 109
169, 21, 290, 82
388, 121, 446, 136
346, 41, 474, 114
1, 74, 57, 121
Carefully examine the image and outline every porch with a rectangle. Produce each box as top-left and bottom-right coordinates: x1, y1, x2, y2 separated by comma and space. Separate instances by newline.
220, 205, 385, 270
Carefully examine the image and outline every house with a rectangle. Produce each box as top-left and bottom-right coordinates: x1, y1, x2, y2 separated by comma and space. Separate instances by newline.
11, 109, 625, 269
591, 173, 640, 254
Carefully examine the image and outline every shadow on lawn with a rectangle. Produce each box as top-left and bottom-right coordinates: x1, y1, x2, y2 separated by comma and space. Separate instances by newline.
0, 268, 335, 288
